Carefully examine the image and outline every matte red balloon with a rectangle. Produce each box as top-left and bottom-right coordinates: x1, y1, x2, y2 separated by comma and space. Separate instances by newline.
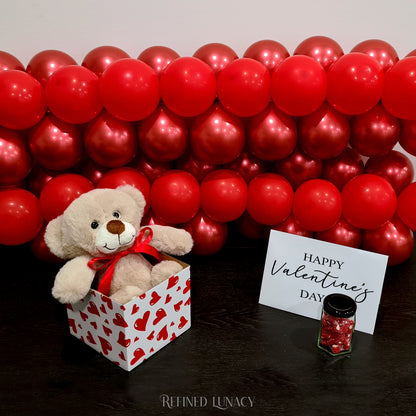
342, 174, 397, 230
138, 104, 188, 162
274, 147, 323, 189
160, 57, 216, 117
29, 114, 83, 171
294, 36, 344, 71
397, 182, 416, 230
351, 39, 399, 72
130, 156, 172, 183
217, 58, 271, 117
327, 53, 384, 115
193, 43, 238, 74
315, 216, 362, 248
181, 210, 228, 256
299, 102, 350, 159
0, 70, 46, 129
362, 216, 414, 266
0, 127, 32, 186
39, 174, 94, 221
382, 57, 416, 120
100, 58, 159, 121
175, 151, 216, 183
272, 214, 313, 238
82, 46, 130, 76
271, 55, 327, 116
84, 110, 137, 168
247, 173, 293, 225
321, 147, 364, 191
0, 51, 24, 72
150, 170, 200, 224
350, 103, 399, 157
0, 188, 43, 245
190, 103, 245, 165
45, 65, 102, 124
138, 46, 180, 76
243, 40, 289, 72
27, 49, 77, 87
30, 224, 63, 263
200, 169, 247, 222
292, 179, 342, 232
365, 150, 414, 195
399, 119, 416, 157
224, 150, 269, 183
247, 104, 297, 161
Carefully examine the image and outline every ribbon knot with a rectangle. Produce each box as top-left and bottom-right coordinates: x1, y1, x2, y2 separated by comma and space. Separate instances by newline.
88, 226, 160, 297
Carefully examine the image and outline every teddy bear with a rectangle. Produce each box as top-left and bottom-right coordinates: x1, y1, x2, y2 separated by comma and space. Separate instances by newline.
45, 185, 193, 304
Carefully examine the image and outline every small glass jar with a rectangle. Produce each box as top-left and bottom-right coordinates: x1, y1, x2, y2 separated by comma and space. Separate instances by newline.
318, 293, 357, 356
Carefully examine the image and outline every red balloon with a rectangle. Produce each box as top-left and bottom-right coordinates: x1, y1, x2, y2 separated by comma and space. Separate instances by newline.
272, 214, 313, 238
130, 156, 172, 183
0, 127, 32, 186
350, 39, 399, 72
82, 46, 130, 77
244, 40, 289, 72
138, 46, 180, 76
190, 103, 245, 165
321, 147, 364, 191
26, 50, 77, 87
138, 104, 188, 162
175, 151, 216, 182
0, 70, 46, 129
342, 174, 397, 230
217, 58, 271, 117
27, 165, 62, 196
399, 119, 416, 156
350, 103, 399, 157
365, 150, 414, 195
160, 57, 216, 117
29, 114, 83, 171
299, 102, 350, 159
271, 55, 327, 117
181, 210, 228, 255
315, 216, 362, 248
77, 160, 109, 186
100, 58, 159, 121
200, 169, 247, 222
45, 65, 102, 124
397, 182, 416, 230
247, 173, 293, 225
84, 110, 137, 168
193, 43, 238, 74
406, 49, 416, 57
362, 216, 414, 266
150, 170, 200, 224
30, 224, 63, 263
0, 51, 24, 72
224, 150, 269, 183
274, 147, 323, 189
382, 57, 416, 120
97, 167, 151, 214
292, 179, 342, 232
39, 173, 94, 221
234, 211, 268, 240
327, 53, 384, 115
294, 36, 344, 71
142, 209, 170, 226
247, 103, 297, 161
0, 188, 43, 245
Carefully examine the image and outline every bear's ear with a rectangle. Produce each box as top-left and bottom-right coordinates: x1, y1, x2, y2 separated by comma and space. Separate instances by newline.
116, 185, 146, 215
44, 215, 67, 259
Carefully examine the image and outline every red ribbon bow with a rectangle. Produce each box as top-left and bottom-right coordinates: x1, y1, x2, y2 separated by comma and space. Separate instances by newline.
87, 226, 160, 297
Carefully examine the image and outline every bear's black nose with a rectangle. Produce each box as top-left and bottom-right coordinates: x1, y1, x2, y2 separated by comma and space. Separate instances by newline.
106, 220, 125, 235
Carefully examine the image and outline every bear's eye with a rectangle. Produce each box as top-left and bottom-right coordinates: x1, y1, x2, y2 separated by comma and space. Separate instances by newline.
112, 211, 120, 219
91, 221, 99, 229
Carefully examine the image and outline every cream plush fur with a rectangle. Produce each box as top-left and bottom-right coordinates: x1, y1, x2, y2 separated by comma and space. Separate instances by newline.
45, 185, 193, 304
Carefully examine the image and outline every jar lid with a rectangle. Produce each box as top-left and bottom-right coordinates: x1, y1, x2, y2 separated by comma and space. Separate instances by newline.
323, 293, 357, 318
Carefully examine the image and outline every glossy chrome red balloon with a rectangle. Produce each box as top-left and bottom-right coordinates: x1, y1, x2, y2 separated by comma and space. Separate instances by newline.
294, 36, 344, 71
397, 182, 416, 230
138, 46, 180, 76
399, 119, 416, 157
193, 43, 238, 74
350, 103, 399, 157
243, 40, 289, 72
234, 211, 268, 240
271, 214, 313, 238
130, 156, 172, 183
224, 150, 269, 183
299, 102, 350, 159
82, 46, 130, 77
0, 51, 24, 71
247, 104, 297, 161
315, 216, 362, 248
30, 224, 63, 263
175, 151, 216, 183
27, 165, 61, 197
27, 49, 77, 87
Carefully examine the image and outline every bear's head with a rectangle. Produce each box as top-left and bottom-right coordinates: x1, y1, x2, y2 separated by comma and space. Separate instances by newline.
45, 185, 146, 259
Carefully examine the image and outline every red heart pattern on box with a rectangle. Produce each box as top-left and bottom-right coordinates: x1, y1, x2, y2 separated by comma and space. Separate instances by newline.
66, 261, 191, 371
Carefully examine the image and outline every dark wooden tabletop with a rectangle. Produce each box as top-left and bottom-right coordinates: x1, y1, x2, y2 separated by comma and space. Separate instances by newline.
1, 229, 415, 416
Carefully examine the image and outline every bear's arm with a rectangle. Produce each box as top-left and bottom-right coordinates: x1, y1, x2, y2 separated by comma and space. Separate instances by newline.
145, 225, 193, 256
52, 255, 96, 304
